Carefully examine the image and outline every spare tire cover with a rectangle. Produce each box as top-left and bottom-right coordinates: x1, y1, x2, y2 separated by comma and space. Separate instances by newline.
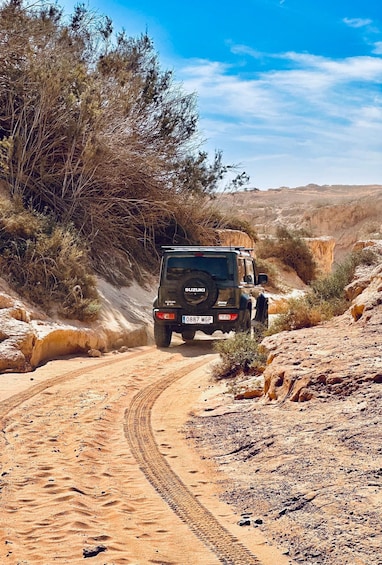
177, 271, 218, 312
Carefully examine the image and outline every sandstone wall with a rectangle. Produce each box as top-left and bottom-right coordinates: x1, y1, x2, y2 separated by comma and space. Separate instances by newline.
0, 278, 155, 373
216, 229, 255, 251
262, 240, 382, 402
305, 236, 336, 274
303, 196, 382, 260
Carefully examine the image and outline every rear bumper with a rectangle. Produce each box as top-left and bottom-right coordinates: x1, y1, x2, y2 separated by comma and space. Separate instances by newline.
153, 308, 247, 334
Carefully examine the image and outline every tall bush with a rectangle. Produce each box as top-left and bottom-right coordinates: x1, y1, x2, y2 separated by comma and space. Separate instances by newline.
0, 1, 240, 283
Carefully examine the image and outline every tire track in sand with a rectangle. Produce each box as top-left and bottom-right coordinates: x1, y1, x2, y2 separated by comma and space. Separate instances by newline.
0, 347, 266, 564
125, 359, 262, 565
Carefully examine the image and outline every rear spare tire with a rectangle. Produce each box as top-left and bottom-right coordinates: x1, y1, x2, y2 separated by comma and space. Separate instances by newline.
177, 271, 218, 313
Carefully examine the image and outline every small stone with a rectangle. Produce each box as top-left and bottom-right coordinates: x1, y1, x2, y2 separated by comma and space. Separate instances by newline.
87, 349, 102, 358
238, 516, 251, 526
83, 545, 107, 558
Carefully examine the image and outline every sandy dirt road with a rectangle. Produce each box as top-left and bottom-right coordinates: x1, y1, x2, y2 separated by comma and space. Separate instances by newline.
0, 338, 292, 565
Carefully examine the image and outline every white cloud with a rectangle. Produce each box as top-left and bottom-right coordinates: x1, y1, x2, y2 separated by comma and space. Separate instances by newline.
181, 53, 382, 119
178, 51, 382, 188
181, 60, 284, 120
264, 52, 382, 83
342, 16, 382, 59
230, 44, 264, 59
343, 17, 372, 29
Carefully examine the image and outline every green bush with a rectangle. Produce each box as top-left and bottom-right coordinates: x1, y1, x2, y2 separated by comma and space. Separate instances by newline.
212, 332, 267, 380
311, 249, 377, 301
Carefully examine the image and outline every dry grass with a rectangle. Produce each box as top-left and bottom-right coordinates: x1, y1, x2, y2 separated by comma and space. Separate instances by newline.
0, 2, 245, 287
0, 199, 100, 320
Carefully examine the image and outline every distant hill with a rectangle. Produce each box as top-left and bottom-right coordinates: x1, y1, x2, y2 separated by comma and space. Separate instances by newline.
215, 184, 382, 260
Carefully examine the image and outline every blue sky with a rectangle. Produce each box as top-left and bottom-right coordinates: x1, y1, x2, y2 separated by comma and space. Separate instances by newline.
59, 0, 382, 190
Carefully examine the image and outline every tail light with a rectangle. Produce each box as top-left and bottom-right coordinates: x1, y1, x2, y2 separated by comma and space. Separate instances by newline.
155, 311, 176, 321
218, 313, 238, 321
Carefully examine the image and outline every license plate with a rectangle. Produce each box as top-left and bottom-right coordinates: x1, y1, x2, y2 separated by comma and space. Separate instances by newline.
182, 315, 213, 324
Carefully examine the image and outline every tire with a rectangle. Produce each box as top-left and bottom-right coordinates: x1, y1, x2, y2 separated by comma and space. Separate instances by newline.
176, 271, 218, 313
241, 309, 252, 334
254, 293, 269, 327
154, 323, 172, 347
181, 329, 196, 341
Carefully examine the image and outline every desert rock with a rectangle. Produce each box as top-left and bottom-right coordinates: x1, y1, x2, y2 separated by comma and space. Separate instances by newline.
0, 278, 155, 373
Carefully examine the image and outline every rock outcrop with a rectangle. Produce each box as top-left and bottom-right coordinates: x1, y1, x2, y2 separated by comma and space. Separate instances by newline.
348, 261, 382, 322
0, 278, 155, 373
261, 241, 382, 402
305, 236, 336, 274
216, 228, 255, 250
303, 195, 382, 260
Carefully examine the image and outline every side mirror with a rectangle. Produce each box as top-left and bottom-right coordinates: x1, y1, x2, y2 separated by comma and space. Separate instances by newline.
244, 274, 254, 284
257, 273, 268, 285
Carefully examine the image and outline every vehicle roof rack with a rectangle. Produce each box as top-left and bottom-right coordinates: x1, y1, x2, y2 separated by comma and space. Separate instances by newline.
161, 245, 254, 252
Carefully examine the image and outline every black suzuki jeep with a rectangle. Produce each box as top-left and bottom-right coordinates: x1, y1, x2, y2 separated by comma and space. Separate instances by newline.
153, 246, 268, 347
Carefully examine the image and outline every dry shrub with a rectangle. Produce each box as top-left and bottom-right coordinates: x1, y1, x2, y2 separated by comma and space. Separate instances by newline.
212, 331, 267, 380
268, 296, 325, 333
0, 3, 240, 285
257, 226, 316, 284
267, 248, 380, 334
0, 203, 100, 320
200, 207, 258, 242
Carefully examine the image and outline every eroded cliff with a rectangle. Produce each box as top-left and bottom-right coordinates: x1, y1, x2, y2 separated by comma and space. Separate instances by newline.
0, 278, 155, 373
262, 240, 382, 402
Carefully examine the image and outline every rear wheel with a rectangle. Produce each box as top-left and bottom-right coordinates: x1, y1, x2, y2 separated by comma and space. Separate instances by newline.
242, 309, 252, 334
254, 293, 269, 328
154, 323, 172, 347
181, 329, 196, 341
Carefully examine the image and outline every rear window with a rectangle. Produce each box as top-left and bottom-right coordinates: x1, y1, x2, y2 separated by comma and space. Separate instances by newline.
165, 255, 230, 281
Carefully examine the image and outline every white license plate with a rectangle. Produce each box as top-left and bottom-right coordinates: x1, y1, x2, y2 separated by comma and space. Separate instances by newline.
182, 315, 213, 324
